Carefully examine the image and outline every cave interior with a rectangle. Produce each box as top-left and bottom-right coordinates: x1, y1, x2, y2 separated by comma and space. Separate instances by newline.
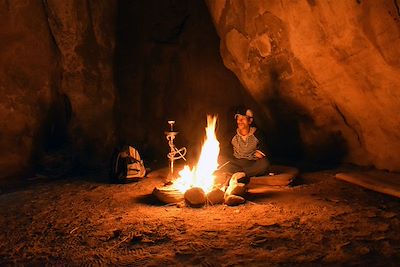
0, 0, 399, 265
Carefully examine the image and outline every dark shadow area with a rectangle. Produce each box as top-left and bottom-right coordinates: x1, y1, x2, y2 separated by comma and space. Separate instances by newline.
133, 193, 167, 206
113, 0, 255, 168
246, 190, 291, 201
33, 93, 80, 178
262, 70, 348, 172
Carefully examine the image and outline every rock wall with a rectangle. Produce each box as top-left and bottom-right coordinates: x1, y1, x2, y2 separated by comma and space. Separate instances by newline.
206, 0, 400, 171
44, 0, 117, 171
4, 0, 398, 181
0, 1, 57, 179
115, 0, 255, 165
0, 1, 116, 180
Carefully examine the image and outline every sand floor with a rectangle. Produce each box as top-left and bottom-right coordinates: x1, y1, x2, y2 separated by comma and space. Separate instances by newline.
0, 167, 399, 266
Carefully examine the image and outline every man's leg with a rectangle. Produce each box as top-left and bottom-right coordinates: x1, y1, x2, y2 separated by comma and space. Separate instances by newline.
220, 158, 270, 185
216, 158, 247, 186
215, 157, 240, 186
227, 158, 253, 184
219, 157, 245, 174
242, 157, 270, 177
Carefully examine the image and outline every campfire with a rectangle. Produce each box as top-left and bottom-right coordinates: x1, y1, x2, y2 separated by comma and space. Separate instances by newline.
172, 115, 220, 194
153, 115, 238, 206
153, 115, 298, 207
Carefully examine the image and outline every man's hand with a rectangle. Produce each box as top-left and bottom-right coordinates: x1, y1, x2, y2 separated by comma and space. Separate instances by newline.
254, 150, 266, 159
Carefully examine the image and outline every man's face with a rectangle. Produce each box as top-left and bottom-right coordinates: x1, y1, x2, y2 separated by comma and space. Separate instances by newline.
236, 115, 252, 130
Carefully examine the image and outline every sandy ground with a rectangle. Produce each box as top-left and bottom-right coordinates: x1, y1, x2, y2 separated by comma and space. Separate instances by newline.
0, 167, 399, 266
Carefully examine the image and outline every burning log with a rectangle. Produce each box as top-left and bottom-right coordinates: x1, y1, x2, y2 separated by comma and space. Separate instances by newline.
184, 187, 206, 207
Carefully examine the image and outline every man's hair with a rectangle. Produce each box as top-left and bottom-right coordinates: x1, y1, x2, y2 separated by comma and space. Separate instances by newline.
234, 106, 254, 119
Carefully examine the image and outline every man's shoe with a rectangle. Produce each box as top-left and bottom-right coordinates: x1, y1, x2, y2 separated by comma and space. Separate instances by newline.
229, 172, 246, 185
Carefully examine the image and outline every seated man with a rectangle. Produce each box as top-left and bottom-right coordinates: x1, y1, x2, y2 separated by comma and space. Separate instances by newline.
223, 107, 270, 185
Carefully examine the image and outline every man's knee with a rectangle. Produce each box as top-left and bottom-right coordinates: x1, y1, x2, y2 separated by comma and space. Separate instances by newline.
253, 157, 270, 176
259, 157, 270, 170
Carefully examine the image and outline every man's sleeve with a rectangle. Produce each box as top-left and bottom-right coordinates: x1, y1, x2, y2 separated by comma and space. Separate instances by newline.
254, 129, 268, 157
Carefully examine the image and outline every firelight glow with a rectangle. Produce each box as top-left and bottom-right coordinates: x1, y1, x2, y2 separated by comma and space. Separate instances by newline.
172, 115, 220, 194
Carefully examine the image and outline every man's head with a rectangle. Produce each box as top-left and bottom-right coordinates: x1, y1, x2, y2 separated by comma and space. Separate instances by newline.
234, 107, 253, 131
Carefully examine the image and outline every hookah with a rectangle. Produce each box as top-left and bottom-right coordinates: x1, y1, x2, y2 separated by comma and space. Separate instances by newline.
164, 120, 187, 177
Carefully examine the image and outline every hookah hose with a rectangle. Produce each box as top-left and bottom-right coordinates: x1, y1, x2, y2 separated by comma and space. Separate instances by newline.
167, 142, 187, 161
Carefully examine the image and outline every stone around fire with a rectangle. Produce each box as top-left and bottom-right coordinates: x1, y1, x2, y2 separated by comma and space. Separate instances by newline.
184, 187, 207, 207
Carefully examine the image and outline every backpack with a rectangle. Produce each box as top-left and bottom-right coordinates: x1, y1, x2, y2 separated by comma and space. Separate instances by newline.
110, 145, 146, 183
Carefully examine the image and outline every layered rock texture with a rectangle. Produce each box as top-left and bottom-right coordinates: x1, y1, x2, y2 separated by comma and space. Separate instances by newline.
206, 0, 400, 171
0, 1, 116, 180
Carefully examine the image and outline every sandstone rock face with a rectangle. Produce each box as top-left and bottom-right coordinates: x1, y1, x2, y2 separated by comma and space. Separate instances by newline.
0, 1, 57, 179
206, 0, 400, 171
44, 0, 117, 169
0, 1, 116, 180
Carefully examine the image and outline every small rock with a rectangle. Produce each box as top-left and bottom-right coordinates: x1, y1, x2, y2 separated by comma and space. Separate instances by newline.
207, 188, 224, 205
376, 223, 390, 232
381, 241, 395, 257
225, 182, 246, 197
184, 187, 206, 207
381, 211, 396, 219
225, 195, 245, 206
356, 246, 370, 255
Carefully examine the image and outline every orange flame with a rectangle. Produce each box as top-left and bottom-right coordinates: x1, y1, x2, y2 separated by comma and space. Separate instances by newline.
172, 116, 220, 194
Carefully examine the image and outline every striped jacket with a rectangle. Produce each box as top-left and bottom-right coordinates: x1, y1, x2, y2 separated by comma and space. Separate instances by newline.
231, 127, 265, 160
